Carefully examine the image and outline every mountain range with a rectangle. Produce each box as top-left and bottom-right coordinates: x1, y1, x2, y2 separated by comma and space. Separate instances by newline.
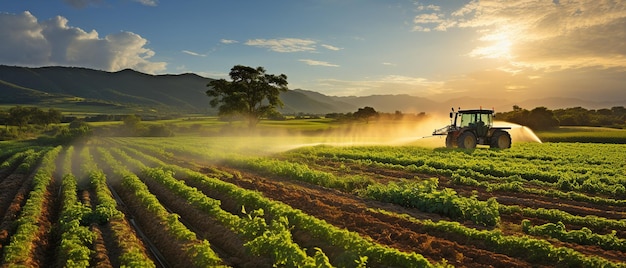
0, 65, 622, 116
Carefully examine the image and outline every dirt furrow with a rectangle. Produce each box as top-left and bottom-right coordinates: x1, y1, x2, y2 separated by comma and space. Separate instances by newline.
78, 189, 114, 267
0, 173, 32, 257
30, 174, 62, 268
311, 159, 626, 219
137, 173, 272, 268
193, 166, 531, 268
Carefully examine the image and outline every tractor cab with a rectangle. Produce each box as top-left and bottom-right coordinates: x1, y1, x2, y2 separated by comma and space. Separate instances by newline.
455, 109, 492, 137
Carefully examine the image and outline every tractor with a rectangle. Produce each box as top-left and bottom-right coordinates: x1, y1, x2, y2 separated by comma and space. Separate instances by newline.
433, 108, 512, 149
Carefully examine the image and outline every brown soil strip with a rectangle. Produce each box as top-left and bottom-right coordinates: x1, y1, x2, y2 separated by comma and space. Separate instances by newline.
79, 189, 113, 267
0, 174, 31, 256
139, 174, 272, 268
189, 166, 531, 268
29, 175, 62, 268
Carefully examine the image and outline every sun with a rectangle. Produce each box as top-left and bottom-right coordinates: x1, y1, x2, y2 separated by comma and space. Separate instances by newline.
470, 31, 514, 60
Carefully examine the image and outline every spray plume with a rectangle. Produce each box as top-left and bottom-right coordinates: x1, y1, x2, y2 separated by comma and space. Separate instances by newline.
493, 121, 542, 143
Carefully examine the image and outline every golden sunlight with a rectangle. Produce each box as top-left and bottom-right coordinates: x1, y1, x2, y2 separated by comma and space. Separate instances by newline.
469, 31, 514, 60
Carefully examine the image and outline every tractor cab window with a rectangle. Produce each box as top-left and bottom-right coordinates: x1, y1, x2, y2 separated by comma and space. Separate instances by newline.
478, 113, 492, 126
459, 112, 492, 128
459, 113, 472, 128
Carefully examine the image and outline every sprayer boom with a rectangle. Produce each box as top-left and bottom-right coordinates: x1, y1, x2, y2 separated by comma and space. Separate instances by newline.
432, 125, 452, 136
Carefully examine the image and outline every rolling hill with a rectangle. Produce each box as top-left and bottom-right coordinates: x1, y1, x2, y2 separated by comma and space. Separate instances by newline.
0, 65, 622, 115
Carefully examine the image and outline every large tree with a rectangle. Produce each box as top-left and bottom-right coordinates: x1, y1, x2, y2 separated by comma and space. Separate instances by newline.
206, 65, 288, 128
353, 106, 379, 123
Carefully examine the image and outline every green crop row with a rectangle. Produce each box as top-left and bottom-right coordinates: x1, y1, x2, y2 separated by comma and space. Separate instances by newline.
280, 145, 626, 231
374, 209, 623, 267
97, 148, 225, 267
118, 144, 437, 268
224, 155, 373, 192
358, 178, 500, 226
143, 167, 325, 267
79, 146, 154, 268
522, 220, 626, 252
500, 205, 626, 232
287, 144, 626, 207
57, 146, 95, 267
2, 146, 61, 265
285, 143, 626, 198
0, 149, 32, 171
109, 146, 329, 267
119, 140, 496, 226
13, 149, 43, 175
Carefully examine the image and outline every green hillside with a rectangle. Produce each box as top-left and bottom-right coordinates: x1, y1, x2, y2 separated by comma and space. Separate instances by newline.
0, 65, 356, 115
0, 65, 212, 113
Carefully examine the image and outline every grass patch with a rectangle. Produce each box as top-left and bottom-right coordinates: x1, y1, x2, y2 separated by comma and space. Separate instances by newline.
536, 127, 626, 143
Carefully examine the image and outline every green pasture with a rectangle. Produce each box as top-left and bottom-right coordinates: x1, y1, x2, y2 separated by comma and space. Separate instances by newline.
536, 126, 626, 144
0, 99, 154, 117
3, 107, 626, 144
160, 118, 626, 144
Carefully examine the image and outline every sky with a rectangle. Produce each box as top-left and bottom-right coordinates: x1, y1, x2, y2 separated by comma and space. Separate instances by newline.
1, 0, 625, 103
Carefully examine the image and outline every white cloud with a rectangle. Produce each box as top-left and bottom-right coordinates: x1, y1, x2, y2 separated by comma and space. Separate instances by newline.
321, 44, 341, 51
415, 4, 441, 12
133, 0, 157, 6
412, 13, 448, 32
299, 59, 339, 67
412, 25, 431, 32
220, 39, 238, 44
413, 13, 442, 24
245, 38, 316, 52
181, 50, 206, 57
0, 11, 166, 74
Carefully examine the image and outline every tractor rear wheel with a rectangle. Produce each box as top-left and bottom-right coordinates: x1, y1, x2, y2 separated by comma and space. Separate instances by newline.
490, 130, 512, 149
457, 131, 477, 149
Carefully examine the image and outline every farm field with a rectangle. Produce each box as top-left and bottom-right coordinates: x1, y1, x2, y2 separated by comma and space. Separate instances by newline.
0, 136, 625, 267
536, 126, 626, 144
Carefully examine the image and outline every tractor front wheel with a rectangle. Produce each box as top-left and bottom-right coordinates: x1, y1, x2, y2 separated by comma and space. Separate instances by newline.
457, 131, 477, 149
490, 131, 512, 149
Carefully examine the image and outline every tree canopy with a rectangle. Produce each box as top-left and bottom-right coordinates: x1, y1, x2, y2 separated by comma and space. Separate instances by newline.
496, 106, 626, 130
353, 106, 379, 123
206, 65, 288, 128
5, 106, 61, 129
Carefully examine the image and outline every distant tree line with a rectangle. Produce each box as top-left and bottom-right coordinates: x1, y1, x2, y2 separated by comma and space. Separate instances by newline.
0, 106, 177, 141
496, 105, 626, 130
0, 106, 62, 129
326, 107, 428, 123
